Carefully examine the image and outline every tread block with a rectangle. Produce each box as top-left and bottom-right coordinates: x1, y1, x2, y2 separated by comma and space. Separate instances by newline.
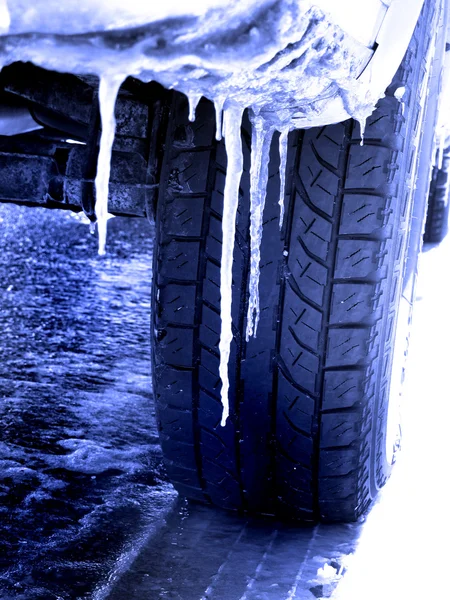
160, 437, 197, 470
211, 176, 226, 214
345, 145, 392, 190
205, 214, 223, 262
340, 194, 388, 236
197, 390, 223, 428
330, 283, 378, 324
312, 124, 346, 169
322, 370, 365, 409
203, 260, 221, 307
163, 195, 205, 237
281, 285, 322, 352
296, 165, 339, 217
199, 428, 236, 471
154, 366, 193, 410
158, 327, 194, 368
351, 97, 404, 143
320, 412, 361, 447
276, 454, 314, 510
158, 405, 195, 444
164, 460, 199, 487
334, 240, 382, 279
159, 284, 196, 324
294, 192, 332, 261
288, 244, 328, 306
159, 240, 200, 281
200, 305, 221, 350
298, 134, 341, 217
319, 449, 358, 477
169, 150, 212, 194
280, 342, 319, 395
198, 349, 221, 391
325, 328, 371, 368
277, 370, 315, 419
318, 475, 357, 500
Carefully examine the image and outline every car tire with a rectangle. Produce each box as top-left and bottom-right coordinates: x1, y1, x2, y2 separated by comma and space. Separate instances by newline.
151, 0, 443, 521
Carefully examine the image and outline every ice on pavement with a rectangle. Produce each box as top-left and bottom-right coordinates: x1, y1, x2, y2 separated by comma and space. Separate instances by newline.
0, 0, 381, 422
49, 438, 150, 475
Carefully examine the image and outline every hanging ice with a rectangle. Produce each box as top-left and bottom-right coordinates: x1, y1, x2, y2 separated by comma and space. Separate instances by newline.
214, 97, 225, 141
278, 127, 289, 229
246, 115, 274, 341
187, 93, 202, 122
95, 74, 124, 256
359, 116, 366, 146
219, 105, 244, 427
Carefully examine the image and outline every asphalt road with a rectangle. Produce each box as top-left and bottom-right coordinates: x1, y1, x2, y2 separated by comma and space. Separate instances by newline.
0, 203, 449, 600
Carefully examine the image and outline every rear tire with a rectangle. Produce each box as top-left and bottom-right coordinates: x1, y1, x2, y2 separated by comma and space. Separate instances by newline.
423, 146, 450, 243
152, 0, 442, 521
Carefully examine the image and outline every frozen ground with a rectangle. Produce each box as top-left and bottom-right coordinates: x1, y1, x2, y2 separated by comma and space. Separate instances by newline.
0, 203, 449, 599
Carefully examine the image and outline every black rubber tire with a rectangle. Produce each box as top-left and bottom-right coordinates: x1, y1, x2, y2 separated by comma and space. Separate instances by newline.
151, 0, 442, 521
423, 147, 450, 243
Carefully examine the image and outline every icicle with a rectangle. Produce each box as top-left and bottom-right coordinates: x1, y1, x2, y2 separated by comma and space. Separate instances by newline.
394, 86, 406, 117
245, 115, 274, 342
214, 97, 225, 141
278, 127, 289, 229
187, 93, 202, 122
219, 105, 244, 427
95, 74, 124, 256
359, 117, 366, 147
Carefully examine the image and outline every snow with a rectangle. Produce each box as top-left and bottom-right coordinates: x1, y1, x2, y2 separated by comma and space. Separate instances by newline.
0, 0, 9, 34
394, 86, 406, 101
219, 105, 244, 426
7, 0, 259, 35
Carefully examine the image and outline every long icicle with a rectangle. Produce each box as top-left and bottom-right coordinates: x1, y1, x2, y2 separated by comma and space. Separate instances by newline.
278, 127, 289, 229
246, 114, 274, 341
219, 105, 244, 427
95, 74, 124, 256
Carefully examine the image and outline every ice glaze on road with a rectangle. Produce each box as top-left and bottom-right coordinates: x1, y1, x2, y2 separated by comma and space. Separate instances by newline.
1, 203, 449, 599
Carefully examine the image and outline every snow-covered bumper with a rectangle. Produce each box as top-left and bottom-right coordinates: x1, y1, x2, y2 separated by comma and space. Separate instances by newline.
0, 0, 424, 132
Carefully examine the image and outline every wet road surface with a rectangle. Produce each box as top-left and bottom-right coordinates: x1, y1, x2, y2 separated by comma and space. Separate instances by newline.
1, 203, 449, 599
0, 205, 175, 599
